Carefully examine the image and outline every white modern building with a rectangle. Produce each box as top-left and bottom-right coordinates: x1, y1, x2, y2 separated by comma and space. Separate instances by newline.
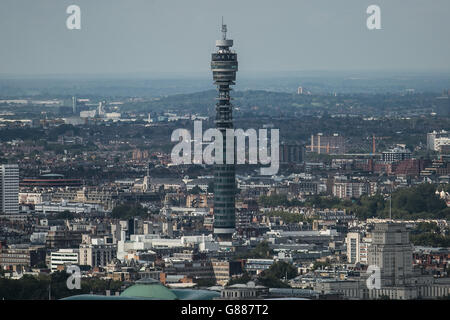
34, 201, 105, 214
346, 232, 371, 264
346, 232, 361, 264
333, 182, 370, 199
50, 249, 79, 272
427, 130, 450, 152
117, 234, 219, 261
79, 110, 97, 118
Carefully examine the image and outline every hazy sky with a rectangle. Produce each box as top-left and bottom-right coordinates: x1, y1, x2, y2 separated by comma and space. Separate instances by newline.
0, 0, 449, 75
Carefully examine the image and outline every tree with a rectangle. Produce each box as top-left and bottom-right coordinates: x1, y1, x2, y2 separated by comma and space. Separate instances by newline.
266, 261, 297, 280
111, 203, 148, 219
409, 222, 450, 247
257, 273, 290, 288
189, 185, 203, 195
256, 261, 297, 289
236, 241, 273, 259
0, 272, 123, 300
312, 260, 332, 270
226, 272, 252, 286
195, 278, 216, 287
54, 210, 75, 220
339, 184, 449, 220
259, 194, 290, 207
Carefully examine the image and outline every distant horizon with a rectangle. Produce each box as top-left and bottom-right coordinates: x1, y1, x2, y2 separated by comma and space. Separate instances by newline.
2, 69, 450, 80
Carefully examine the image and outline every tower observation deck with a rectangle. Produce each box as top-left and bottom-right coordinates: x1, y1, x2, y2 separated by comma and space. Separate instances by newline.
211, 20, 238, 240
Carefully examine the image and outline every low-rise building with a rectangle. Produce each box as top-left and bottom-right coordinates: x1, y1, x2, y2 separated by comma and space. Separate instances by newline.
219, 282, 269, 299
50, 248, 79, 272
0, 245, 46, 269
79, 239, 117, 268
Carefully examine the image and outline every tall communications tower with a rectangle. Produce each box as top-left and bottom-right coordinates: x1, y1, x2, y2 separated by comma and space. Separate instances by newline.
211, 19, 238, 241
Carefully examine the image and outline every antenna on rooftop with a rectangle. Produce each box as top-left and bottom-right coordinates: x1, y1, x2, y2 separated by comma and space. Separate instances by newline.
221, 16, 227, 40
389, 191, 392, 221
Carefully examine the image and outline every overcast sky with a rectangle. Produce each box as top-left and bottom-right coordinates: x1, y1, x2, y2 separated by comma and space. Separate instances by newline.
0, 0, 449, 76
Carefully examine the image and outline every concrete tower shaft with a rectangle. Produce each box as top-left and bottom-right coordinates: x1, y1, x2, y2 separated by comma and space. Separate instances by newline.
211, 20, 238, 240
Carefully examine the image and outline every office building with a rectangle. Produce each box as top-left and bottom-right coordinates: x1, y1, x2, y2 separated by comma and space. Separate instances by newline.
50, 249, 79, 272
382, 146, 412, 163
79, 238, 116, 268
0, 164, 19, 215
45, 230, 83, 249
346, 232, 371, 264
427, 130, 450, 152
316, 223, 450, 299
0, 244, 46, 268
368, 223, 414, 287
346, 232, 361, 264
211, 260, 243, 285
333, 182, 370, 199
245, 259, 274, 275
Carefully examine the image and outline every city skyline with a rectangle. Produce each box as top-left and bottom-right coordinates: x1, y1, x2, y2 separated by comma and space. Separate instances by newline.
0, 2, 450, 304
